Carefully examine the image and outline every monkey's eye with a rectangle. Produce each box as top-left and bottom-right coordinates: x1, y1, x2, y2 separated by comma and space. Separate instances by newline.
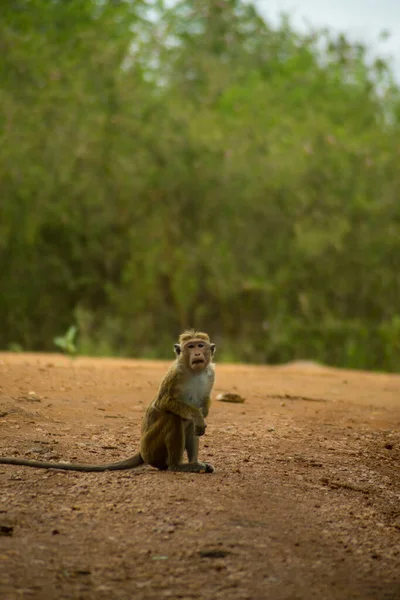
197, 343, 204, 348
188, 344, 195, 349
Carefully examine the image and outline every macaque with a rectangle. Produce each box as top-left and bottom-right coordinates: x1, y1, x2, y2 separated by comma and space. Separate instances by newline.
0, 330, 216, 473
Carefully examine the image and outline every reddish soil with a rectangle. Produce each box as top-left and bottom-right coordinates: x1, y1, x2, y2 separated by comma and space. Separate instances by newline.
0, 353, 400, 600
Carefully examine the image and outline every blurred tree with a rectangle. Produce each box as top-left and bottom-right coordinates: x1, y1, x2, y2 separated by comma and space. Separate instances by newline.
1, 0, 400, 371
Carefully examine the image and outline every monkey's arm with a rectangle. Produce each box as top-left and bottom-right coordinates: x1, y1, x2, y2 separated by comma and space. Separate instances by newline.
201, 368, 214, 418
154, 373, 205, 424
201, 396, 212, 418
156, 395, 204, 423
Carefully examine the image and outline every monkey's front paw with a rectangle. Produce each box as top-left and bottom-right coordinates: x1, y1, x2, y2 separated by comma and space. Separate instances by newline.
195, 423, 207, 436
199, 462, 214, 473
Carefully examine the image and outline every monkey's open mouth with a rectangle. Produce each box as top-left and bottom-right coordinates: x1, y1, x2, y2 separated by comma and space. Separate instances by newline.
192, 359, 205, 365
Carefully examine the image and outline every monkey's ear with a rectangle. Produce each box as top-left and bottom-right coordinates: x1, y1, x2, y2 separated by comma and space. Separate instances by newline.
174, 344, 181, 356
210, 343, 216, 355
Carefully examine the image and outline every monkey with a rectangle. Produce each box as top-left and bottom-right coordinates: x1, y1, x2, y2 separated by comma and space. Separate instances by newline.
0, 330, 216, 474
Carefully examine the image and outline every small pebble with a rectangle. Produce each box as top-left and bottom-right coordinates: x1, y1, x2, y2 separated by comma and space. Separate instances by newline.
217, 393, 245, 404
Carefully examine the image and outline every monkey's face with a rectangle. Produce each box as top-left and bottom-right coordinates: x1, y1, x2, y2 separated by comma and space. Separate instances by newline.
174, 339, 216, 372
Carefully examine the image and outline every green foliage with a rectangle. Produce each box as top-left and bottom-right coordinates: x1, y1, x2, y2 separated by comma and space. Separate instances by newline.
54, 326, 78, 357
1, 0, 400, 371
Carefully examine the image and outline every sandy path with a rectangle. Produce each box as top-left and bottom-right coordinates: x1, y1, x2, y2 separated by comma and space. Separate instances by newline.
0, 353, 399, 599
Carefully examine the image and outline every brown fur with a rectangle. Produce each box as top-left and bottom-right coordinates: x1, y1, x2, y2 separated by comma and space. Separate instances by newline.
0, 331, 216, 473
179, 329, 210, 344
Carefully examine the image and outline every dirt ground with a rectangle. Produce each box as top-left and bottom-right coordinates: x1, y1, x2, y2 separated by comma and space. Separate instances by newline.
0, 353, 399, 600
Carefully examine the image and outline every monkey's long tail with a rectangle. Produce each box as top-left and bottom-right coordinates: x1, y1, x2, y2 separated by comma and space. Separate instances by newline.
0, 453, 145, 472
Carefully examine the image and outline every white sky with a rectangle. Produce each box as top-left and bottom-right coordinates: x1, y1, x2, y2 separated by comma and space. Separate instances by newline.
255, 0, 400, 76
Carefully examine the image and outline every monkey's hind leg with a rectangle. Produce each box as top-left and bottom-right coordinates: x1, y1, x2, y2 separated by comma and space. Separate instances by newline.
184, 421, 214, 472
168, 420, 214, 474
185, 422, 200, 462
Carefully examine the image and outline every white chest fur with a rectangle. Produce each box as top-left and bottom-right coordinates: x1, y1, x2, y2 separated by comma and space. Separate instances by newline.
181, 367, 214, 408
